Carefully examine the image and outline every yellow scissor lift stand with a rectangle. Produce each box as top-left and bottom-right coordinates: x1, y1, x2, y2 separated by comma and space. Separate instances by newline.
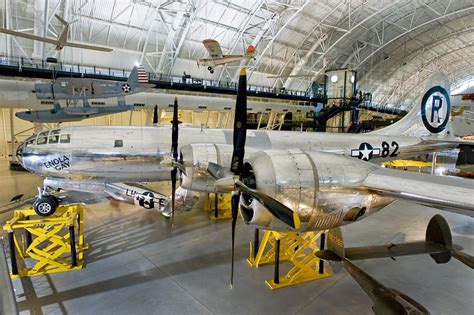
204, 193, 233, 220
247, 229, 331, 289
2, 204, 88, 278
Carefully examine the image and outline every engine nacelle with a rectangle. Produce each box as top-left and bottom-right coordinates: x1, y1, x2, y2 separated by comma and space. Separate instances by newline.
240, 149, 319, 230
180, 143, 233, 192
239, 149, 391, 231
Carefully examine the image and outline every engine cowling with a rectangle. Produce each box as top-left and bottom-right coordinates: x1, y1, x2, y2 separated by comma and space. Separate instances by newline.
239, 149, 319, 230
239, 149, 390, 231
180, 143, 233, 192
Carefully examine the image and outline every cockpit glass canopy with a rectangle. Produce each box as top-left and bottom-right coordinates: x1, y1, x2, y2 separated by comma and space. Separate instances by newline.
23, 129, 71, 146
37, 131, 49, 145
24, 134, 36, 147
60, 134, 71, 143
48, 129, 60, 144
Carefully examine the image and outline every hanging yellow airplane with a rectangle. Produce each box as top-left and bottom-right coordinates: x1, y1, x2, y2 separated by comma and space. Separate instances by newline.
197, 39, 256, 74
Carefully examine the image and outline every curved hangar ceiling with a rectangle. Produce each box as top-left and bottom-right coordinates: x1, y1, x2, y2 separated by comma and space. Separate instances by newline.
1, 0, 473, 107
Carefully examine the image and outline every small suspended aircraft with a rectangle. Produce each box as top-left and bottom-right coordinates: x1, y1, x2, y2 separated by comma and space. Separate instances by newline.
0, 14, 112, 52
15, 65, 149, 123
197, 39, 256, 74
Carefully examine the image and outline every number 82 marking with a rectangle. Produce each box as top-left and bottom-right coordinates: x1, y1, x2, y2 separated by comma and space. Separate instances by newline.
381, 141, 399, 157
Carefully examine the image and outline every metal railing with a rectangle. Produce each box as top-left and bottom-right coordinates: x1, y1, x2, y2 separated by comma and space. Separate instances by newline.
0, 55, 322, 100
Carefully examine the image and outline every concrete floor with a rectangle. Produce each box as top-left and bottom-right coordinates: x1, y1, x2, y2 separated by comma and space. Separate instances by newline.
0, 160, 473, 315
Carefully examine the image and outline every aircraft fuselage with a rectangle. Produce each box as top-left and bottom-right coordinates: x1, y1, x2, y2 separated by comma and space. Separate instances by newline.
17, 125, 451, 182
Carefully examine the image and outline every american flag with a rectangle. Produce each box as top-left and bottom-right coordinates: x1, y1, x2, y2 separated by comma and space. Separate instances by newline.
137, 66, 148, 84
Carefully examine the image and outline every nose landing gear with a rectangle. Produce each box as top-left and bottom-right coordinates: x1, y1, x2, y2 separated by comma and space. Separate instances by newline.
207, 66, 214, 74
33, 186, 59, 216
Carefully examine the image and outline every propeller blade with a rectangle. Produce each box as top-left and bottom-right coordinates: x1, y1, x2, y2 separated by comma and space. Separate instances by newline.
173, 161, 187, 176
214, 176, 235, 193
230, 193, 239, 287
171, 97, 180, 162
170, 97, 181, 224
237, 182, 300, 229
229, 68, 248, 288
230, 68, 247, 175
153, 105, 158, 125
171, 168, 177, 224
207, 162, 231, 180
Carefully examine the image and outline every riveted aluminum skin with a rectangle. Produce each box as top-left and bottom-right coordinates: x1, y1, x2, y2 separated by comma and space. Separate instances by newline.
241, 149, 395, 231
180, 143, 234, 192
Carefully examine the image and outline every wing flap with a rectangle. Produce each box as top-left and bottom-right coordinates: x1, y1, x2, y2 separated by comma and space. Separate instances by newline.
363, 168, 474, 215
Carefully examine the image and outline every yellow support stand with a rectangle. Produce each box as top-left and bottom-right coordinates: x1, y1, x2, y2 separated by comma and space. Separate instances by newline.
204, 193, 232, 220
247, 229, 331, 289
2, 204, 87, 278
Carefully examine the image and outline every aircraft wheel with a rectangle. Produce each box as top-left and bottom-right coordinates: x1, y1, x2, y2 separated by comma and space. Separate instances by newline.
210, 70, 214, 74
207, 66, 212, 71
33, 197, 57, 216
48, 195, 60, 208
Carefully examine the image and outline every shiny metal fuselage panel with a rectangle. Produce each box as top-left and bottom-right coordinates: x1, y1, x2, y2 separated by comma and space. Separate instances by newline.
21, 125, 426, 182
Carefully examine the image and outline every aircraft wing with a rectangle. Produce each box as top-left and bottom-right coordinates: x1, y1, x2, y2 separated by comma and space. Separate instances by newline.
362, 167, 474, 216
0, 27, 57, 44
202, 39, 223, 58
65, 41, 113, 52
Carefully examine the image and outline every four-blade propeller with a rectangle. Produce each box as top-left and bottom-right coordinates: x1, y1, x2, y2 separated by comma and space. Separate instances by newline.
170, 68, 299, 287
206, 68, 300, 287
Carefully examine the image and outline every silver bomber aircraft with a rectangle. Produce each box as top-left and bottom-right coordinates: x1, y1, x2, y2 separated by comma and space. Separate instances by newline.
15, 69, 473, 219
15, 68, 474, 314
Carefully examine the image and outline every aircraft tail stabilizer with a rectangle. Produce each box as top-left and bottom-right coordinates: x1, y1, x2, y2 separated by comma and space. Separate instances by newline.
127, 65, 149, 86
372, 73, 453, 139
319, 215, 474, 269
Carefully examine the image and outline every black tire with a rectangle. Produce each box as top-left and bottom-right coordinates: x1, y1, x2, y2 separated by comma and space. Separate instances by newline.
48, 195, 60, 208
210, 70, 214, 74
207, 66, 212, 71
33, 197, 57, 216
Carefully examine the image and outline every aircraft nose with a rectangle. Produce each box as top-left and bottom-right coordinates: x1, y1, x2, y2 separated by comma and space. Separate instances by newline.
15, 142, 25, 166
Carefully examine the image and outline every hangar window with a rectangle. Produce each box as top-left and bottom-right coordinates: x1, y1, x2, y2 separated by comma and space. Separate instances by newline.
114, 140, 123, 148
48, 129, 60, 144
37, 131, 49, 145
60, 134, 71, 144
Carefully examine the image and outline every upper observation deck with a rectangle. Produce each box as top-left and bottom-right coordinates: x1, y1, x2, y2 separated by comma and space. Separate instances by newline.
0, 55, 324, 103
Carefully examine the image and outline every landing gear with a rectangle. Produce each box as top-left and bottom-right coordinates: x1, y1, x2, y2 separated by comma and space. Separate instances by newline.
33, 196, 58, 216
207, 66, 214, 74
33, 186, 59, 216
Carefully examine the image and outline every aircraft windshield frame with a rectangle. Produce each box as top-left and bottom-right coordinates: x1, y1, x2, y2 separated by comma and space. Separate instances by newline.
37, 131, 49, 145
24, 134, 37, 147
23, 129, 71, 146
48, 129, 61, 144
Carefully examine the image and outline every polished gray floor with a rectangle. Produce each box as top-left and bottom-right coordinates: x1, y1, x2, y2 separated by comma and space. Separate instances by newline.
0, 161, 473, 315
